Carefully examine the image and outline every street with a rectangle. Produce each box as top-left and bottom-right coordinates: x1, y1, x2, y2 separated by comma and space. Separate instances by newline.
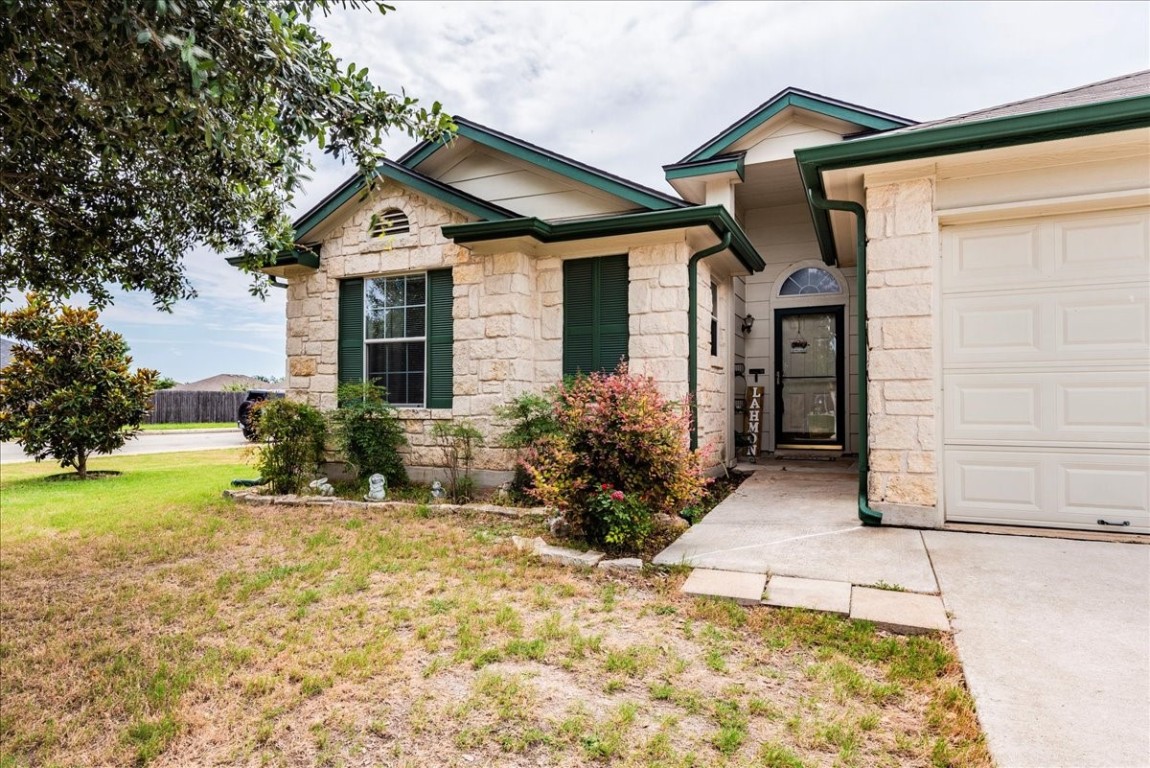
0, 428, 250, 464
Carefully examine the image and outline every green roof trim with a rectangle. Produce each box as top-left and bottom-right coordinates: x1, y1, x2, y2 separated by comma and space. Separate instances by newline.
682, 88, 912, 163
292, 159, 517, 243
441, 205, 765, 274
225, 248, 320, 270
797, 92, 1150, 264
400, 117, 689, 211
663, 154, 746, 182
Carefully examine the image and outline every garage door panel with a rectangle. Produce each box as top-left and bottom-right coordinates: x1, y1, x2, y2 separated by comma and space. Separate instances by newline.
945, 449, 1150, 533
946, 452, 1043, 514
1054, 209, 1150, 280
945, 285, 1149, 366
947, 371, 1150, 444
943, 222, 1043, 291
944, 209, 1149, 293
1057, 286, 1149, 356
944, 297, 1042, 364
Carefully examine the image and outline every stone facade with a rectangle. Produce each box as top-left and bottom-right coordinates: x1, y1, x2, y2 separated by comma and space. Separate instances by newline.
864, 177, 938, 512
284, 184, 729, 483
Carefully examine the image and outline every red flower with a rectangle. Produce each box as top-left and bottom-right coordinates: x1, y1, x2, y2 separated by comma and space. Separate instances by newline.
611, 490, 625, 502
601, 483, 610, 490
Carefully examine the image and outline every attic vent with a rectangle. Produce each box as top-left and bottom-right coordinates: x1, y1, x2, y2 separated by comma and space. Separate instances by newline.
370, 208, 410, 237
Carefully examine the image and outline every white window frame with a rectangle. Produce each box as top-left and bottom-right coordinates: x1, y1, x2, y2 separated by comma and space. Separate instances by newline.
363, 272, 428, 408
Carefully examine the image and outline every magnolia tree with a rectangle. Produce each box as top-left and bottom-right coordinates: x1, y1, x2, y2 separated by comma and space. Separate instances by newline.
0, 295, 158, 478
0, 1, 454, 309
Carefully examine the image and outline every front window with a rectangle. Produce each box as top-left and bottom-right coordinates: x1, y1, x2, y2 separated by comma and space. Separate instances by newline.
365, 274, 426, 406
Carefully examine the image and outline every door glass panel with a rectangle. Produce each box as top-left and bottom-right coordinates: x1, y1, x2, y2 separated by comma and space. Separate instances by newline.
778, 311, 838, 443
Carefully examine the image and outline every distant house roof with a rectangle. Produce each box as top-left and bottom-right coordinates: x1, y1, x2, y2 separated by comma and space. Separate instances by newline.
173, 374, 277, 392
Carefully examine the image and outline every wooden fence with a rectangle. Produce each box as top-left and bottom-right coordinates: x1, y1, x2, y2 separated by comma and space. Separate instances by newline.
147, 391, 246, 424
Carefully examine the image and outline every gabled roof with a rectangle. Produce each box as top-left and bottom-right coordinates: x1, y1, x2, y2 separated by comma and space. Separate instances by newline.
400, 116, 688, 211
292, 158, 519, 244
796, 71, 1150, 265
891, 70, 1150, 134
678, 87, 914, 164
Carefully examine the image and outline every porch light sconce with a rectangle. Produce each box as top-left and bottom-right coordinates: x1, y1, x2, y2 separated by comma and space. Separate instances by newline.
741, 314, 755, 335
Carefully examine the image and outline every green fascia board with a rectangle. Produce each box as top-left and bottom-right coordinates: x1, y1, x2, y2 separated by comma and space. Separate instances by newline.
400, 117, 689, 211
683, 89, 913, 163
292, 159, 517, 243
663, 154, 746, 182
441, 205, 766, 274
225, 248, 320, 270
796, 93, 1150, 264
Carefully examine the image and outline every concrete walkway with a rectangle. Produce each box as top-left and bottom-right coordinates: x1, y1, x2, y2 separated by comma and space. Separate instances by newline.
656, 464, 1150, 768
654, 466, 938, 593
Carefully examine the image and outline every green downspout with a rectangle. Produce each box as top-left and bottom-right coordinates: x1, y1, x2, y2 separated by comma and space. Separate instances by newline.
806, 191, 882, 526
688, 232, 733, 451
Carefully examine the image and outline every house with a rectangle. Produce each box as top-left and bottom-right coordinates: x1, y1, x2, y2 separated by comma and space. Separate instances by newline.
238, 70, 1150, 534
173, 374, 282, 392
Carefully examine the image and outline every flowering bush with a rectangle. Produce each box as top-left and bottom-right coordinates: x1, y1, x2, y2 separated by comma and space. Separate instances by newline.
587, 483, 651, 550
526, 365, 709, 551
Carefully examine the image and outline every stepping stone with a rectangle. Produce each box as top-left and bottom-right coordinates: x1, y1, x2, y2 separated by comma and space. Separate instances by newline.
850, 587, 950, 634
535, 542, 604, 568
764, 576, 851, 615
681, 569, 766, 606
598, 557, 643, 571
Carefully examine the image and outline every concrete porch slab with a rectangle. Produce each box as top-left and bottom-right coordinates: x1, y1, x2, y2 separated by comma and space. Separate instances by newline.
764, 576, 852, 614
655, 470, 938, 593
849, 586, 950, 634
681, 568, 766, 605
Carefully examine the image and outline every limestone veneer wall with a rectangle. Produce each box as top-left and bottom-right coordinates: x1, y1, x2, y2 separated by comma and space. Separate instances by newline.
863, 176, 939, 517
284, 184, 724, 481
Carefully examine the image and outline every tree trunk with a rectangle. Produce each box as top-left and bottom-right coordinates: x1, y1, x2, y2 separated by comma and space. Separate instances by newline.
76, 451, 87, 480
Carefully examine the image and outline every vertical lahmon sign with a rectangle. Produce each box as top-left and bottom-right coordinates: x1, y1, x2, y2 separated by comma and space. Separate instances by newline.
743, 386, 764, 461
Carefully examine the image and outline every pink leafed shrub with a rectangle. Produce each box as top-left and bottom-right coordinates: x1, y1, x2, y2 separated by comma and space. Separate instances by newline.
525, 365, 709, 550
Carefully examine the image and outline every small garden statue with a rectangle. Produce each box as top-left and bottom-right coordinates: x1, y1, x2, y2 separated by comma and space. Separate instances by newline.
430, 480, 444, 500
364, 473, 387, 502
308, 477, 335, 496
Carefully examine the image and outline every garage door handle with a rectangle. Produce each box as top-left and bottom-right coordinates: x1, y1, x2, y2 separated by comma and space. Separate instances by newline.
1096, 519, 1130, 527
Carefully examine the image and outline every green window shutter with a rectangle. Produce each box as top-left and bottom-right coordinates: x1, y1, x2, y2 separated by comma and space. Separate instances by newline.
563, 255, 629, 377
426, 268, 454, 408
338, 278, 364, 386
597, 254, 629, 373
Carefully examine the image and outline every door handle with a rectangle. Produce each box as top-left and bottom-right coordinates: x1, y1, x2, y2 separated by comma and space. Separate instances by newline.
1097, 519, 1131, 527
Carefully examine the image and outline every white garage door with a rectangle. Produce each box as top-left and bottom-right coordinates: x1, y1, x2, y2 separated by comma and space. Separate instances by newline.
942, 208, 1150, 533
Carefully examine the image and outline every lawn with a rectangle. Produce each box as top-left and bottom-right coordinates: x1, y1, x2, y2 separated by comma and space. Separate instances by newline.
0, 452, 990, 767
138, 422, 238, 431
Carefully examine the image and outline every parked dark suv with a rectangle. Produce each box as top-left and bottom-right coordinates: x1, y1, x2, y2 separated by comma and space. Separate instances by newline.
237, 389, 285, 441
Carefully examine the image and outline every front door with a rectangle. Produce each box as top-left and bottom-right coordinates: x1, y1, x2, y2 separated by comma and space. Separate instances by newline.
775, 307, 844, 450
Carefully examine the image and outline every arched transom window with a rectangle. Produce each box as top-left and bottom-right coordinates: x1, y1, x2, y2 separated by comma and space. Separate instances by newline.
779, 267, 841, 296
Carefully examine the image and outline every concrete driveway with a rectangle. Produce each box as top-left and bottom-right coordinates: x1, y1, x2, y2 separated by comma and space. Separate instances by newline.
657, 465, 1150, 768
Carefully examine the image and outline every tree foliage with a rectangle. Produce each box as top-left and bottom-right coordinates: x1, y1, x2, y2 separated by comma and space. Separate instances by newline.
0, 294, 158, 478
0, 1, 454, 309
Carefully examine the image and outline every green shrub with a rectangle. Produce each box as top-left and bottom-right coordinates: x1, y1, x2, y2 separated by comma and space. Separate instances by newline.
253, 398, 327, 494
431, 419, 483, 502
526, 365, 708, 552
494, 391, 561, 501
330, 382, 408, 485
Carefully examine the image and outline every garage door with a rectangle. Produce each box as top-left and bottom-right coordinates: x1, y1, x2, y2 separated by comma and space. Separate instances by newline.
941, 208, 1150, 533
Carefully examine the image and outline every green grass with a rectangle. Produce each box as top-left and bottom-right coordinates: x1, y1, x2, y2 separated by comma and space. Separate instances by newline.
0, 449, 250, 541
0, 450, 991, 767
138, 422, 237, 431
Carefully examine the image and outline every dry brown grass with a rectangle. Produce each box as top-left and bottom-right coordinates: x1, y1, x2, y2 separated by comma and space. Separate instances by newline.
0, 498, 991, 768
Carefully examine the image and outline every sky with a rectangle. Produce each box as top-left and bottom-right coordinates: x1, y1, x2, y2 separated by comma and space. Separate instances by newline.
53, 1, 1150, 382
